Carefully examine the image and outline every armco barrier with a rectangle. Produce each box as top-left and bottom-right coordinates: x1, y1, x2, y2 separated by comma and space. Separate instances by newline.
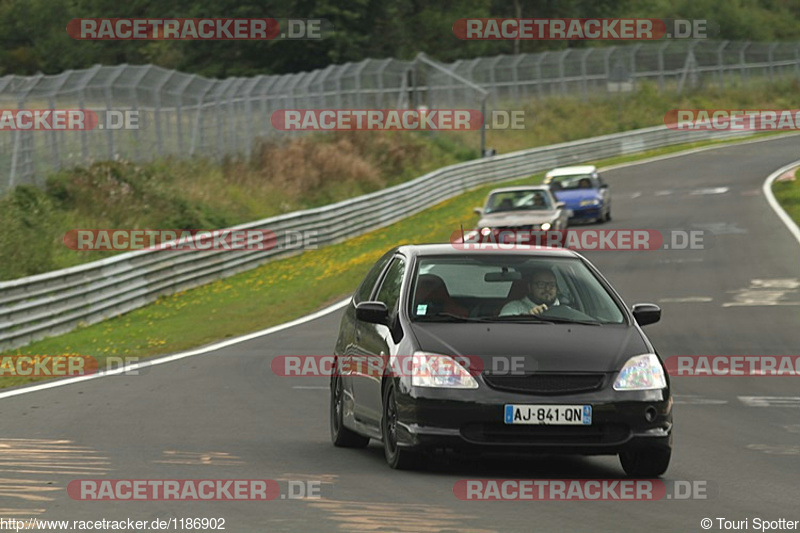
0, 125, 763, 350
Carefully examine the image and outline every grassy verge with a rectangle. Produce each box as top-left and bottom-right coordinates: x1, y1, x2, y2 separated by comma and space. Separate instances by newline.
0, 130, 790, 389
772, 166, 800, 226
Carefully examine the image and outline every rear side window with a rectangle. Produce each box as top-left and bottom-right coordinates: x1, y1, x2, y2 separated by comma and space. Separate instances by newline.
354, 252, 393, 304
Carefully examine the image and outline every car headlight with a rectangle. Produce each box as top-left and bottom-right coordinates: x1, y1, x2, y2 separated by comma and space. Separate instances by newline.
580, 199, 601, 207
411, 352, 479, 389
540, 222, 551, 231
480, 227, 492, 236
613, 354, 667, 391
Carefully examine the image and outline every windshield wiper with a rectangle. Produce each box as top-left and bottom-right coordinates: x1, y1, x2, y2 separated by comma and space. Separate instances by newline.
533, 316, 603, 326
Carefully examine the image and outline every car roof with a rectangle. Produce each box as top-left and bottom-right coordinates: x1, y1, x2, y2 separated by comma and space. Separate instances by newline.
546, 165, 597, 177
486, 185, 552, 194
395, 243, 580, 259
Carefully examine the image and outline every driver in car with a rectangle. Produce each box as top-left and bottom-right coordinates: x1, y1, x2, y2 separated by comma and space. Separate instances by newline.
499, 267, 560, 316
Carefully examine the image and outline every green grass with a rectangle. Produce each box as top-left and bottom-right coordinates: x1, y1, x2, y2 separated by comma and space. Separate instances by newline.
0, 130, 791, 390
773, 167, 800, 226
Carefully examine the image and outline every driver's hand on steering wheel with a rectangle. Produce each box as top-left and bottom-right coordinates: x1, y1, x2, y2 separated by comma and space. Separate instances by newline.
528, 304, 548, 315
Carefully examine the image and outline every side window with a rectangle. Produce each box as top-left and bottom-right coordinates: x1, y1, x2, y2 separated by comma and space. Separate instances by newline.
354, 252, 393, 304
375, 258, 406, 316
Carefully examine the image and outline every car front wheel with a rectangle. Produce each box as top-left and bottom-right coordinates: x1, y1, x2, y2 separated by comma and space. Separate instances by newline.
619, 447, 671, 477
382, 382, 423, 470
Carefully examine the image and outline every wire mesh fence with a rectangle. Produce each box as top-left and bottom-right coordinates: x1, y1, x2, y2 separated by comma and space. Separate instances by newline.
0, 39, 798, 194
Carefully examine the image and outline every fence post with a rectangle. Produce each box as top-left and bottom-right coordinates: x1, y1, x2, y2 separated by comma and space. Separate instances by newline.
716, 41, 729, 90
511, 54, 525, 104
580, 48, 592, 102
375, 58, 393, 108
47, 70, 73, 171
534, 52, 547, 99
173, 74, 197, 156
768, 42, 778, 83
629, 44, 641, 91
190, 81, 214, 156
104, 65, 127, 160
129, 66, 152, 160
153, 69, 176, 156
558, 49, 571, 95
740, 41, 750, 86
353, 59, 369, 109
657, 41, 669, 93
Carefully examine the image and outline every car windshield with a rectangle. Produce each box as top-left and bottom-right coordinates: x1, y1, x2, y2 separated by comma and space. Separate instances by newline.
549, 174, 596, 190
484, 190, 553, 213
410, 256, 626, 324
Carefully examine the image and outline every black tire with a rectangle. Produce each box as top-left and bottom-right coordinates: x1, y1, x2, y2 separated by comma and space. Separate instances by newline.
381, 382, 423, 470
619, 447, 671, 478
604, 208, 612, 222
330, 374, 370, 448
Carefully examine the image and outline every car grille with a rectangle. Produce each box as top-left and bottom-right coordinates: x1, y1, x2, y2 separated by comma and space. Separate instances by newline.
461, 423, 630, 445
482, 373, 606, 395
495, 225, 534, 231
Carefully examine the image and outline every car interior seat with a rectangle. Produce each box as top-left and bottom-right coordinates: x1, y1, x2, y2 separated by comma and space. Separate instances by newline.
414, 274, 469, 317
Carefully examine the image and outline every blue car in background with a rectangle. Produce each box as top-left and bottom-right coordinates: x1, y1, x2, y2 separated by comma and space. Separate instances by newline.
544, 165, 611, 224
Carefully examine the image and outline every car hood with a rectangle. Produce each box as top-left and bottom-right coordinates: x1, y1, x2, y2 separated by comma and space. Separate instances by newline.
553, 189, 600, 205
478, 210, 559, 228
409, 322, 648, 373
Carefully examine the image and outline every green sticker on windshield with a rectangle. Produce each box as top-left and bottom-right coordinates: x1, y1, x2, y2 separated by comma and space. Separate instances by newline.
416, 304, 428, 315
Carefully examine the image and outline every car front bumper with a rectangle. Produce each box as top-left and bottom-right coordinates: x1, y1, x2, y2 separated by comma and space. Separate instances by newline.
394, 382, 672, 455
568, 206, 603, 221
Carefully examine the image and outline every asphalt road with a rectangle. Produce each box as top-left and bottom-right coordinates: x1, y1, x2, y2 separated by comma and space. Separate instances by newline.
2, 135, 800, 533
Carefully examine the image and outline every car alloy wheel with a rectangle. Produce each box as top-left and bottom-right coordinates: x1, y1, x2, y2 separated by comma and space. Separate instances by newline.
381, 382, 423, 470
330, 373, 369, 448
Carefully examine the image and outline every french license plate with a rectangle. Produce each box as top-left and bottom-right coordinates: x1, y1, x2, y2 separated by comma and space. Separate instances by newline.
504, 404, 592, 425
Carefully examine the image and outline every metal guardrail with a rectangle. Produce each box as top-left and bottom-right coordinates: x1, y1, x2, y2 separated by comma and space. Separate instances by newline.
0, 124, 764, 350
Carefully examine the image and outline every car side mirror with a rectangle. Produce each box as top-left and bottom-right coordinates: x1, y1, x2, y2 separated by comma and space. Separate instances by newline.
632, 303, 661, 326
555, 202, 566, 209
474, 207, 483, 215
355, 301, 389, 325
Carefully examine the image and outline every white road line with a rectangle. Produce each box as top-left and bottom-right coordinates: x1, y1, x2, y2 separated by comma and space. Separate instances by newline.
0, 298, 351, 400
739, 396, 800, 407
690, 187, 729, 195
292, 386, 329, 390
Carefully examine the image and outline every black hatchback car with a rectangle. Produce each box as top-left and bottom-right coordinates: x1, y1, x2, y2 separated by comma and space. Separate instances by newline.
330, 244, 672, 476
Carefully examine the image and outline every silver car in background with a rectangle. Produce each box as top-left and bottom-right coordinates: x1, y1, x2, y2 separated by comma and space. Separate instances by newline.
473, 186, 571, 236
